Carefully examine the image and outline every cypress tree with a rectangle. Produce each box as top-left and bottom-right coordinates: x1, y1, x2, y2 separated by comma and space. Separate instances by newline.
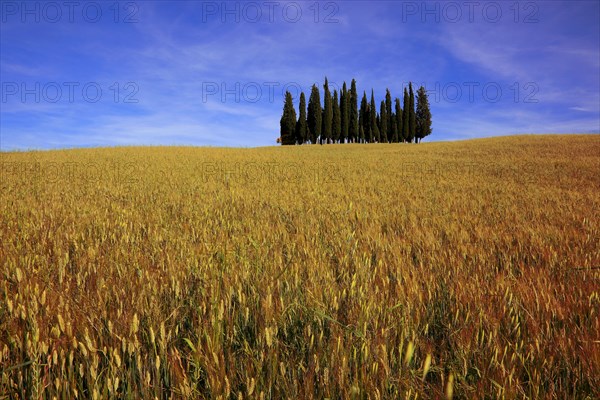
390, 111, 397, 142
349, 79, 359, 143
307, 84, 321, 144
415, 85, 432, 143
370, 89, 379, 143
295, 91, 307, 144
359, 91, 369, 143
402, 88, 409, 142
395, 98, 402, 143
332, 90, 341, 143
280, 91, 297, 145
321, 106, 325, 143
409, 82, 416, 143
379, 100, 388, 143
386, 89, 395, 142
341, 82, 349, 143
322, 77, 333, 144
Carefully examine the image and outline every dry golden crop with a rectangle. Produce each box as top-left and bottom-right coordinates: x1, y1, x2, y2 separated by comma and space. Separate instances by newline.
1, 134, 599, 399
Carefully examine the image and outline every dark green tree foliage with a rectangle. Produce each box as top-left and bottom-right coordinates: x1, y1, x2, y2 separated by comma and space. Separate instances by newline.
349, 79, 359, 143
370, 90, 379, 143
280, 91, 297, 145
341, 82, 349, 143
359, 91, 369, 143
415, 85, 432, 143
409, 82, 416, 143
322, 78, 333, 144
390, 111, 397, 143
395, 98, 402, 143
307, 84, 321, 144
402, 88, 409, 142
279, 78, 432, 145
386, 89, 395, 142
321, 106, 326, 143
379, 100, 388, 143
295, 91, 307, 144
332, 90, 341, 143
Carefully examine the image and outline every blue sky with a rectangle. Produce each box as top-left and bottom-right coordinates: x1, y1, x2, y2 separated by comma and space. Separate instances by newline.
1, 0, 599, 149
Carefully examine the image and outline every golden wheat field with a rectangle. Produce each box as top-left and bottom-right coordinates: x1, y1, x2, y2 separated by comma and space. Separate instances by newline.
1, 134, 599, 399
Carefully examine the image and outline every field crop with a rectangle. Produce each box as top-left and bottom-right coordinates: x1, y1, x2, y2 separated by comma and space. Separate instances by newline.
1, 134, 599, 399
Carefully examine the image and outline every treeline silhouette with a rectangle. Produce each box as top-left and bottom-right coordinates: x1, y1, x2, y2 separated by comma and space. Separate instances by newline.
280, 78, 432, 145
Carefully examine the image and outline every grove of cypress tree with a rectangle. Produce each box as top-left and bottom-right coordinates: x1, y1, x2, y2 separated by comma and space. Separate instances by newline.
402, 88, 409, 142
349, 79, 359, 143
295, 91, 307, 144
415, 85, 432, 143
280, 91, 297, 145
322, 77, 333, 144
379, 100, 388, 143
370, 89, 379, 142
386, 89, 394, 142
277, 79, 430, 145
307, 84, 321, 144
395, 97, 402, 143
409, 82, 416, 143
332, 90, 341, 143
341, 82, 349, 143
